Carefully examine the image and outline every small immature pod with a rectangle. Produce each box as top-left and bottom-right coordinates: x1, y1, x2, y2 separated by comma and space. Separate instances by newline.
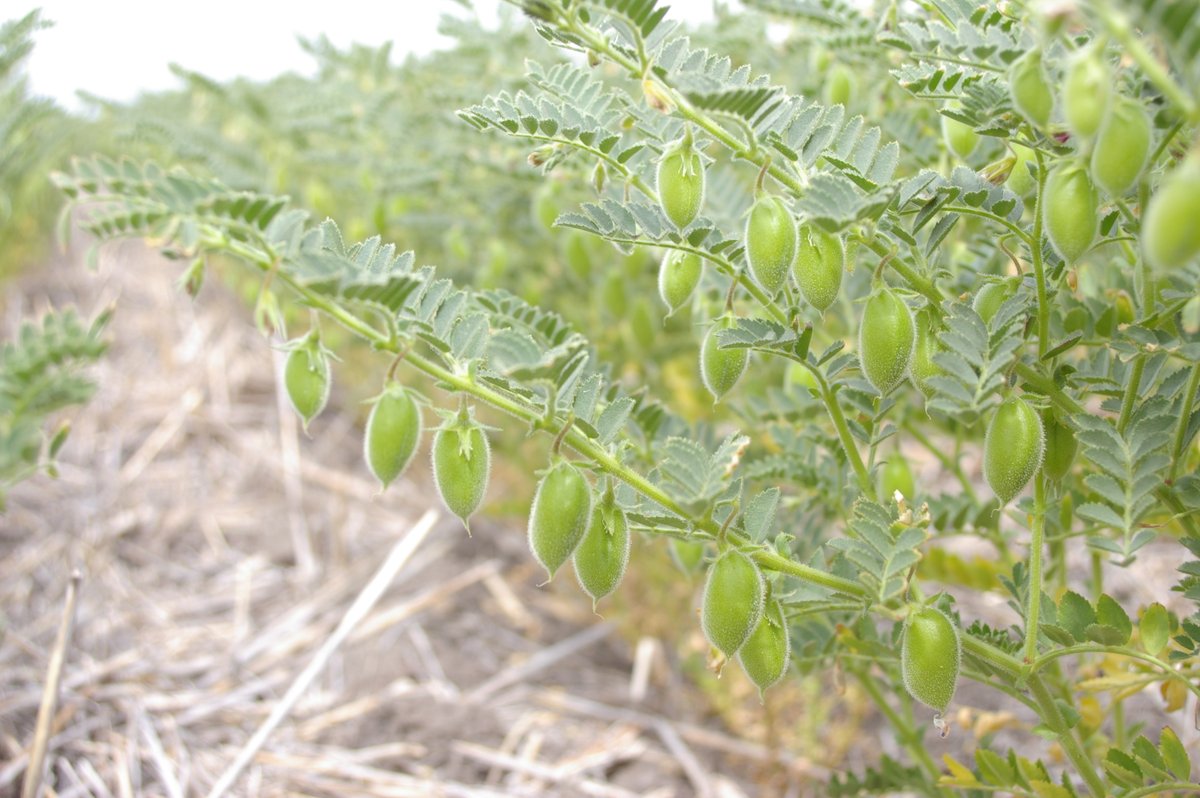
941, 114, 979, 161
700, 315, 749, 402
657, 136, 705, 229
1063, 45, 1111, 139
431, 410, 491, 530
972, 279, 1018, 326
901, 605, 961, 715
738, 598, 791, 697
984, 395, 1044, 504
572, 491, 631, 608
283, 331, 331, 430
793, 225, 844, 312
1142, 153, 1200, 273
1090, 96, 1152, 197
1009, 49, 1053, 128
364, 382, 423, 489
658, 250, 703, 315
910, 307, 944, 397
1005, 143, 1037, 197
1041, 409, 1077, 483
701, 549, 765, 658
528, 460, 592, 579
858, 287, 916, 396
880, 456, 916, 503
1042, 162, 1099, 264
745, 194, 797, 296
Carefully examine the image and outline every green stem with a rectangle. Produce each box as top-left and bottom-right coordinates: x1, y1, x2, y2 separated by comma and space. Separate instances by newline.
1029, 147, 1050, 360
1027, 676, 1108, 798
1124, 783, 1200, 798
1169, 364, 1200, 480
903, 420, 978, 502
1094, 1, 1198, 123
1030, 644, 1200, 702
817, 372, 876, 499
1117, 355, 1146, 435
1024, 474, 1046, 663
852, 667, 953, 798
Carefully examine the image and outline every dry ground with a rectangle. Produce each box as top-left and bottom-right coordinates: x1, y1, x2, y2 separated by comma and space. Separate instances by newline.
0, 239, 820, 798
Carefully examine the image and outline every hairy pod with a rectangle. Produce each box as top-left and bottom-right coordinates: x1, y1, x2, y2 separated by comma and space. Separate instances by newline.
941, 114, 979, 161
745, 195, 797, 296
573, 494, 631, 607
658, 250, 702, 315
1063, 45, 1111, 138
364, 382, 422, 489
972, 279, 1018, 326
1009, 49, 1053, 128
1142, 153, 1200, 273
1041, 409, 1077, 483
528, 460, 592, 579
1006, 143, 1037, 197
701, 549, 765, 657
1043, 162, 1099, 264
432, 413, 490, 529
901, 606, 961, 714
858, 288, 916, 395
984, 396, 1044, 504
283, 333, 331, 430
825, 64, 854, 106
1091, 96, 1152, 196
910, 307, 943, 397
657, 139, 705, 229
880, 456, 916, 503
738, 599, 790, 697
793, 225, 844, 312
700, 315, 748, 402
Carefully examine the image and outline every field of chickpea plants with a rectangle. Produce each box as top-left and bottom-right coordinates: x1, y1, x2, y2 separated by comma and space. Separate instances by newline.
2, 2, 1200, 796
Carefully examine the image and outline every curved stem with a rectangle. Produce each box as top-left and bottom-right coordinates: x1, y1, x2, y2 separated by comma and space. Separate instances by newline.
851, 666, 954, 798
1030, 644, 1200, 701
1169, 364, 1200, 481
1027, 676, 1107, 798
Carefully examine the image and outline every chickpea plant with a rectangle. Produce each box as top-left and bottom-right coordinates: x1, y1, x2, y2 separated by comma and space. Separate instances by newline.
53, 0, 1200, 795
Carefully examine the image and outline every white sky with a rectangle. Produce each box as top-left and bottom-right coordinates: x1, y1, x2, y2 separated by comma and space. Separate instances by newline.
23, 1, 718, 110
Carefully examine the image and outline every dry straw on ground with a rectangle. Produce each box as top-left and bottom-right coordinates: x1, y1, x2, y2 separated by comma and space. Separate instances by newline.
0, 240, 814, 797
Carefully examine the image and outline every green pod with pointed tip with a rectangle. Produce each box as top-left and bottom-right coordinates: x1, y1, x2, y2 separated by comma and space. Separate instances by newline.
284, 335, 331, 429
1063, 46, 1111, 138
700, 315, 748, 402
432, 417, 490, 527
1091, 97, 1152, 197
984, 396, 1044, 504
858, 288, 915, 395
1143, 154, 1200, 273
1009, 49, 1053, 128
1043, 162, 1099, 264
657, 141, 705, 228
528, 461, 592, 579
738, 599, 790, 695
573, 498, 631, 606
701, 549, 765, 657
901, 606, 961, 714
910, 308, 943, 397
793, 225, 844, 312
364, 382, 422, 489
658, 250, 703, 314
745, 195, 797, 296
